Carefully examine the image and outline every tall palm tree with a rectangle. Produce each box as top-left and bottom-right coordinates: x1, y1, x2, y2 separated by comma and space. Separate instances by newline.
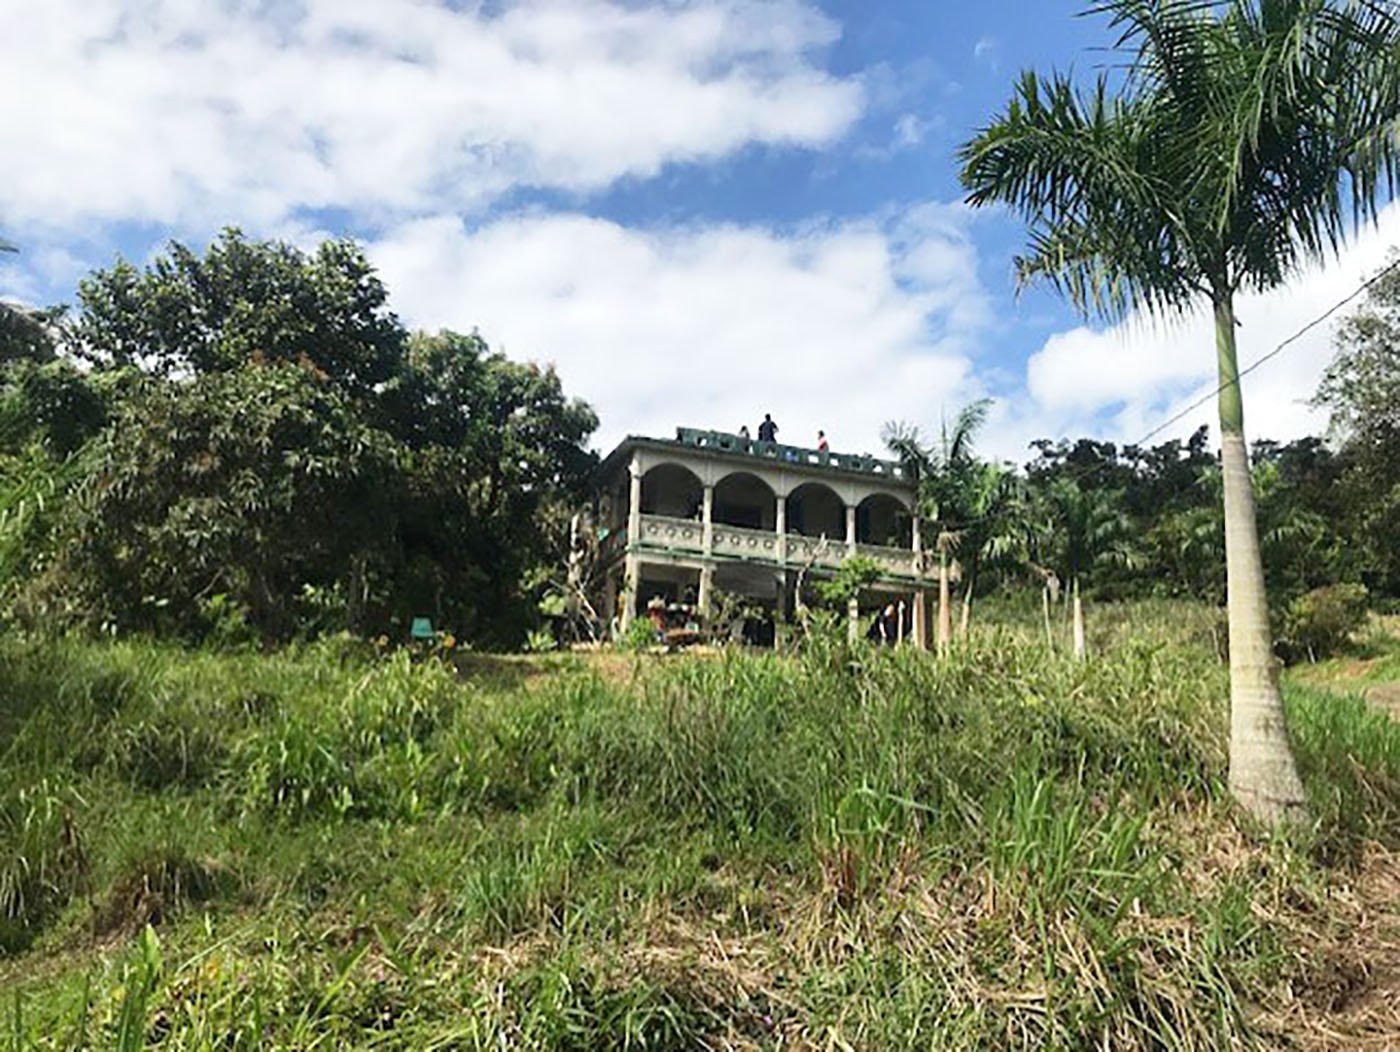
884, 398, 991, 653
959, 0, 1400, 825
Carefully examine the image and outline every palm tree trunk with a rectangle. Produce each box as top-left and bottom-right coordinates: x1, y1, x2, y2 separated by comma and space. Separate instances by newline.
1215, 296, 1306, 825
1042, 583, 1054, 649
1071, 577, 1085, 660
937, 545, 951, 655
960, 587, 972, 637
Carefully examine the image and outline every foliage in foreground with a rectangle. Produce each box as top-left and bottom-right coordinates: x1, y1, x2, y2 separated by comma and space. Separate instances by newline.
2, 605, 1399, 1048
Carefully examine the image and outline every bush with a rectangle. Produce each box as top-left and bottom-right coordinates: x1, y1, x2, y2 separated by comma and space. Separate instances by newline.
1279, 583, 1369, 662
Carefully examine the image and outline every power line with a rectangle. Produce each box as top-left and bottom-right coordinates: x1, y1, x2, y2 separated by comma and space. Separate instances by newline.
1129, 254, 1400, 449
918, 253, 1400, 533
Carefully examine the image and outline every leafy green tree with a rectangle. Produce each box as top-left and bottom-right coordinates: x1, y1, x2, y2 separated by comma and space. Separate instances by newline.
1316, 255, 1400, 594
37, 233, 599, 648
55, 362, 398, 640
0, 361, 110, 457
386, 332, 598, 645
72, 229, 404, 401
885, 398, 992, 652
960, 0, 1400, 824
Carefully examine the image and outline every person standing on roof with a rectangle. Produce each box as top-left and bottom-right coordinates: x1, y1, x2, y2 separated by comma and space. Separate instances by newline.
757, 413, 778, 443
816, 430, 829, 452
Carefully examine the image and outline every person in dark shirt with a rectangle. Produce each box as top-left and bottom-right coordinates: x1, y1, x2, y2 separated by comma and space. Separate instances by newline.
757, 413, 778, 443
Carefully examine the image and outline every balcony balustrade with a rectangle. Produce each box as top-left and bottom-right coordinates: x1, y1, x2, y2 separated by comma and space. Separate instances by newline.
631, 513, 925, 579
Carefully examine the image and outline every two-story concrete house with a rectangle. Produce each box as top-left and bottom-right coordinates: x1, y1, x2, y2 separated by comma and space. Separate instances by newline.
593, 427, 934, 645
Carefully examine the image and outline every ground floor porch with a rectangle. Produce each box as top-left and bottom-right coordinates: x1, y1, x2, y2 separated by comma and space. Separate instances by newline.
600, 551, 930, 648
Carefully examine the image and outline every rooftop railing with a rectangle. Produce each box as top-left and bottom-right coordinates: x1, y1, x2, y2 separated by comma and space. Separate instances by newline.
671, 427, 913, 481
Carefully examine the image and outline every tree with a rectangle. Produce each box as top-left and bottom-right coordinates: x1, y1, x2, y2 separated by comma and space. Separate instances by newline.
57, 362, 399, 640
1040, 479, 1137, 658
1316, 255, 1400, 594
959, 0, 1400, 825
72, 229, 404, 403
884, 398, 991, 653
952, 461, 1020, 635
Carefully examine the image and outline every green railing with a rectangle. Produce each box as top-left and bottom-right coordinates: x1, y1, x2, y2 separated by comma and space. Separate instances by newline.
671, 427, 912, 480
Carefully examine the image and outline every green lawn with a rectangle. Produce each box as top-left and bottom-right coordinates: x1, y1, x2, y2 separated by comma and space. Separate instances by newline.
3, 603, 1399, 1049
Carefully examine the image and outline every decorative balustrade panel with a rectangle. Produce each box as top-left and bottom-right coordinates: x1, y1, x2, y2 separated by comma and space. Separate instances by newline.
856, 543, 921, 578
630, 515, 927, 579
637, 514, 703, 549
711, 523, 782, 562
784, 533, 844, 570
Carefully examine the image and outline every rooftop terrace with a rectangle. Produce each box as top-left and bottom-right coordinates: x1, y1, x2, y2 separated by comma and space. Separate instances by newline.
661, 426, 914, 482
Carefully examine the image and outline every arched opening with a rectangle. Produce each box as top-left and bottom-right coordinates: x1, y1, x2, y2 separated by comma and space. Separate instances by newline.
786, 482, 845, 539
641, 463, 703, 519
713, 472, 777, 530
857, 492, 912, 548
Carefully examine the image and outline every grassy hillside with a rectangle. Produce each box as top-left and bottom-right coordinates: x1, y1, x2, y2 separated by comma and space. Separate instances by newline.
3, 603, 1399, 1049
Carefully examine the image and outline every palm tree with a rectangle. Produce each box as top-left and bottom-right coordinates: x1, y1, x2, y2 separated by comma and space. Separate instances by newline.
884, 399, 991, 653
1042, 479, 1138, 658
958, 0, 1400, 825
954, 461, 1021, 635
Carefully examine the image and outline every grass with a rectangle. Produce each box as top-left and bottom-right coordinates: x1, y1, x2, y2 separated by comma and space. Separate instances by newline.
1, 602, 1399, 1048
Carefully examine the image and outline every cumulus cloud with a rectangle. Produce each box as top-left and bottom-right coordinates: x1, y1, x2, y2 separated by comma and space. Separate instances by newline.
997, 203, 1400, 460
0, 0, 863, 233
370, 205, 990, 453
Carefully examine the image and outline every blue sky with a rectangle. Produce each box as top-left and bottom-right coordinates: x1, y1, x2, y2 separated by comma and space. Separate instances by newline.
3, 0, 1396, 461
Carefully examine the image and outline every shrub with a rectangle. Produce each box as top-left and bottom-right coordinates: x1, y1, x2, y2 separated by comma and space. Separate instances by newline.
1279, 583, 1369, 662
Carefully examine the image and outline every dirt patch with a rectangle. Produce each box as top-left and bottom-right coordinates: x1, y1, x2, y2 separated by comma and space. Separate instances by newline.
1261, 844, 1400, 1050
1365, 683, 1400, 721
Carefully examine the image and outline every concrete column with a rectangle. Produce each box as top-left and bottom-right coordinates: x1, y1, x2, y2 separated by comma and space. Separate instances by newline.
775, 494, 787, 563
847, 595, 860, 642
620, 553, 640, 631
702, 484, 714, 555
627, 457, 643, 548
845, 504, 857, 555
912, 514, 922, 555
698, 565, 714, 618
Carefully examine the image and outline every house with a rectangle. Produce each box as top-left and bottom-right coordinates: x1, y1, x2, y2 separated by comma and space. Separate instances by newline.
592, 426, 935, 645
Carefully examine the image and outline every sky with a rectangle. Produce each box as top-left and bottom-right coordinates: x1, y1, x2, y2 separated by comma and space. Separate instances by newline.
2, 0, 1396, 464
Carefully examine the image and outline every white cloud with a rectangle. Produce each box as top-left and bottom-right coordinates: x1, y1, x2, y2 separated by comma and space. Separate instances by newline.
893, 113, 927, 148
1000, 204, 1400, 461
0, 0, 862, 233
370, 205, 990, 454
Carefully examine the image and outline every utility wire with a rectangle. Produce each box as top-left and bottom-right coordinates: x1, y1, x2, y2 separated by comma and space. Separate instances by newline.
917, 254, 1400, 532
1130, 254, 1400, 449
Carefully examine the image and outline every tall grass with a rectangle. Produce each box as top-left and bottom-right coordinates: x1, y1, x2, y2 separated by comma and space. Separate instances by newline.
2, 606, 1399, 1048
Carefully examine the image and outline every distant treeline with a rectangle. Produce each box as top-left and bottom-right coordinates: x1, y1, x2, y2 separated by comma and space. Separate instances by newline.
1, 231, 1395, 648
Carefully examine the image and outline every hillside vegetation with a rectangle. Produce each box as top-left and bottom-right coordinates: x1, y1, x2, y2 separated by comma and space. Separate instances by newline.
4, 603, 1400, 1049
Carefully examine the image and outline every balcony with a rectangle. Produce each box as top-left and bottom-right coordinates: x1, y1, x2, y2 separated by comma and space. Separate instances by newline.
632, 514, 926, 580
